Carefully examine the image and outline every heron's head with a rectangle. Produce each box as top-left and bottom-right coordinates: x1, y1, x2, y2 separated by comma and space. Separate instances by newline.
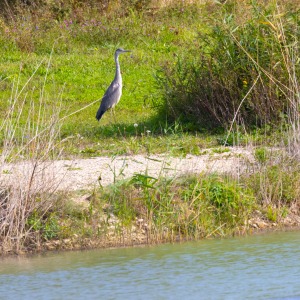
115, 48, 131, 55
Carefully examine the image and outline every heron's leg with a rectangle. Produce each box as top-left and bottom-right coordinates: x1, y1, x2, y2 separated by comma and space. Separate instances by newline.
109, 108, 113, 124
112, 108, 117, 123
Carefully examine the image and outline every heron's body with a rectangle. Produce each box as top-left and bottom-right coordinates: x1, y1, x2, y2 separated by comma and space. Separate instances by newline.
96, 48, 130, 121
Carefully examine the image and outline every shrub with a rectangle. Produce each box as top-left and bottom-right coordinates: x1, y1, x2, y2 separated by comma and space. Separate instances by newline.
158, 2, 300, 129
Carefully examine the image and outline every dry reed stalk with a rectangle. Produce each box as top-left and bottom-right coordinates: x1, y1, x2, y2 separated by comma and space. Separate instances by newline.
0, 52, 66, 254
0, 45, 103, 253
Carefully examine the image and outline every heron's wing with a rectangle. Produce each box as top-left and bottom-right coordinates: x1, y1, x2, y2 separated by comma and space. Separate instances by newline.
99, 81, 121, 111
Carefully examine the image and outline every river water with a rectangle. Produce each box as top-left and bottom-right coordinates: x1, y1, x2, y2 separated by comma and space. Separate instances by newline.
1, 230, 300, 300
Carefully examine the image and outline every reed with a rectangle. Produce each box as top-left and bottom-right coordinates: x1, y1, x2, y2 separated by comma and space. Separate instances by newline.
0, 54, 65, 254
158, 1, 300, 130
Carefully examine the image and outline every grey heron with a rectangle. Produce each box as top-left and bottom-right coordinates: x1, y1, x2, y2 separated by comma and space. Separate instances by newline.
96, 48, 131, 121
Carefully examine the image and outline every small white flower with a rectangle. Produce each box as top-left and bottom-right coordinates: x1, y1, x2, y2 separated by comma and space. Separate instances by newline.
146, 130, 151, 134
134, 123, 138, 128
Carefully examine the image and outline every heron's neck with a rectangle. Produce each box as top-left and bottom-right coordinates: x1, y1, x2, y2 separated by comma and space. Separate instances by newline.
114, 54, 122, 83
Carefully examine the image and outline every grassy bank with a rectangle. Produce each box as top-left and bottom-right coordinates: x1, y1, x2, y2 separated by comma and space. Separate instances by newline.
2, 0, 296, 157
1, 0, 300, 254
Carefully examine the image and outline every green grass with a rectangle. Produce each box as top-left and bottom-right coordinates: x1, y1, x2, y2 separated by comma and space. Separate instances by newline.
90, 172, 256, 239
0, 4, 220, 157
1, 1, 295, 157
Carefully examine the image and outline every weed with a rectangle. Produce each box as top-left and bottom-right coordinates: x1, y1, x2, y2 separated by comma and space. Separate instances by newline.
254, 147, 269, 164
27, 211, 60, 240
248, 163, 300, 207
266, 206, 277, 222
217, 131, 246, 147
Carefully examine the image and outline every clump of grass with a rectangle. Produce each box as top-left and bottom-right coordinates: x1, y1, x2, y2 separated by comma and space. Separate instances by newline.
26, 210, 61, 241
102, 172, 255, 240
248, 158, 300, 208
247, 153, 300, 223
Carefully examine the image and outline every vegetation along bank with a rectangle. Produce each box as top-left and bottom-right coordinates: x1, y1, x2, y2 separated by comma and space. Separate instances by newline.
0, 0, 300, 255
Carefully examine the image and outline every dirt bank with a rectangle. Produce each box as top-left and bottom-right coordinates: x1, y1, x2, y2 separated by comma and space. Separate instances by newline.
1, 147, 254, 191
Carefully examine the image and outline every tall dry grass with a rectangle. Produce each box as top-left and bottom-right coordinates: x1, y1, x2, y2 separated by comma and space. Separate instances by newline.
230, 3, 300, 212
0, 54, 65, 254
